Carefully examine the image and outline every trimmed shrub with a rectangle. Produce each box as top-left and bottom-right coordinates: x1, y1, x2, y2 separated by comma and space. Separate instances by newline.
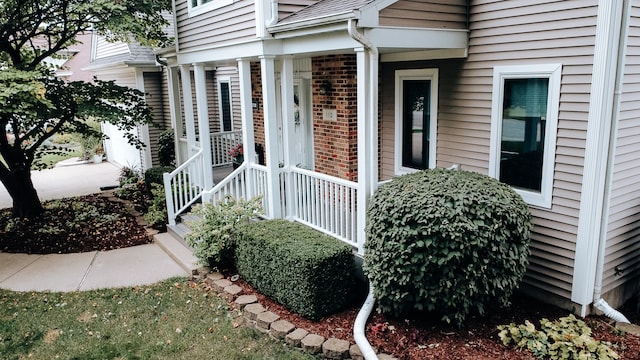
144, 166, 174, 192
364, 168, 532, 325
235, 219, 355, 320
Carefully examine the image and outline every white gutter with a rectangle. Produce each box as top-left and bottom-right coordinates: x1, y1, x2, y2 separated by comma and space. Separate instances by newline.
348, 18, 379, 360
592, 0, 631, 324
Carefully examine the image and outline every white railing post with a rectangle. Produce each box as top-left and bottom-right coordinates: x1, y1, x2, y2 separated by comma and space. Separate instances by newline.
163, 172, 176, 226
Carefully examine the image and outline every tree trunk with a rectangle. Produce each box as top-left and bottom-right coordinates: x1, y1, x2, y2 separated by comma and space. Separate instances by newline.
0, 167, 44, 219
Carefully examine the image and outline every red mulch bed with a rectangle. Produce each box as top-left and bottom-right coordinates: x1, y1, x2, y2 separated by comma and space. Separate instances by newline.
0, 193, 151, 254
222, 275, 640, 359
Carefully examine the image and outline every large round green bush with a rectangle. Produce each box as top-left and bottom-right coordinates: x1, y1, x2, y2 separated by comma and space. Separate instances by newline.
364, 168, 532, 325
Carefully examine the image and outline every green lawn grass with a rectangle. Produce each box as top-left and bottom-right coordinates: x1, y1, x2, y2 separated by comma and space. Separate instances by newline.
0, 278, 317, 360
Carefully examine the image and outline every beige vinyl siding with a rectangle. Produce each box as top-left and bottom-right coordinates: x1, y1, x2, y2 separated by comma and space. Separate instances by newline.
466, 0, 598, 301
208, 66, 242, 134
603, 2, 640, 296
380, 0, 598, 303
94, 36, 129, 59
175, 0, 256, 52
378, 0, 468, 29
161, 69, 173, 129
143, 72, 167, 167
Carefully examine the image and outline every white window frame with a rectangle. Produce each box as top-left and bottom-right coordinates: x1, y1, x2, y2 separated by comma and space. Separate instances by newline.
217, 77, 233, 132
394, 68, 439, 175
189, 0, 233, 17
488, 63, 562, 209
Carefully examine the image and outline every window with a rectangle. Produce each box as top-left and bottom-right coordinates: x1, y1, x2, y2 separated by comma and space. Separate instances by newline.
489, 64, 561, 208
394, 69, 438, 174
218, 78, 233, 132
189, 0, 233, 16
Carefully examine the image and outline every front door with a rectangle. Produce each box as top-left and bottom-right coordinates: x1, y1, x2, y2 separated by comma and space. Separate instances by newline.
276, 76, 314, 169
293, 79, 313, 169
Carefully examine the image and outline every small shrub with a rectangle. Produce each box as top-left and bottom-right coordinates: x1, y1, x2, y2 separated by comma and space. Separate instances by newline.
364, 168, 532, 325
157, 129, 175, 167
234, 219, 355, 320
143, 183, 168, 229
144, 166, 174, 193
498, 315, 619, 359
185, 196, 263, 267
116, 165, 144, 199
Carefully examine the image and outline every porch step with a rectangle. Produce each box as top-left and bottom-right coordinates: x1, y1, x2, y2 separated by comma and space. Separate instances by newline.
167, 222, 191, 244
154, 232, 200, 274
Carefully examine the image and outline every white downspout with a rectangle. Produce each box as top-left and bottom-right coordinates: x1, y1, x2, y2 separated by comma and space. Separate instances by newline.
592, 0, 631, 324
266, 0, 278, 26
348, 18, 379, 360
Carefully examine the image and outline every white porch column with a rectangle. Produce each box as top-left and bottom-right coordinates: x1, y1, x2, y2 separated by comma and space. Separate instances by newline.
237, 58, 255, 197
355, 47, 378, 255
166, 66, 185, 164
260, 55, 282, 218
280, 56, 296, 219
193, 63, 214, 190
179, 65, 197, 156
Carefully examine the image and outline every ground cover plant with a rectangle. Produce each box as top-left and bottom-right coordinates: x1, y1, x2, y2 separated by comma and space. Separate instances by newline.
0, 279, 315, 360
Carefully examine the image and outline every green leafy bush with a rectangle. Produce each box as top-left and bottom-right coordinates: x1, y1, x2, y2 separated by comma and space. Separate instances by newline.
144, 166, 175, 193
234, 219, 355, 320
157, 129, 175, 167
498, 315, 619, 359
143, 183, 167, 229
364, 168, 532, 325
185, 196, 263, 267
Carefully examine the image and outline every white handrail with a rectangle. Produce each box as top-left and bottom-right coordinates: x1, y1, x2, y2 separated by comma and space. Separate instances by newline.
202, 163, 271, 218
163, 149, 205, 226
288, 166, 358, 247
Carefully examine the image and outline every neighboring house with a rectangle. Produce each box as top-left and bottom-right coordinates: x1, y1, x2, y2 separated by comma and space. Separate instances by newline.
84, 35, 172, 170
158, 0, 640, 318
47, 32, 94, 82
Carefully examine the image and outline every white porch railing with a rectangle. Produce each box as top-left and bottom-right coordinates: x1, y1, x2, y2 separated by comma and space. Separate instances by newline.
286, 167, 358, 247
211, 130, 242, 167
164, 149, 205, 226
201, 163, 272, 218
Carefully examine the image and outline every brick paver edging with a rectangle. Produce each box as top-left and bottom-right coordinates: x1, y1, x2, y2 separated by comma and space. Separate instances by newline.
193, 269, 398, 360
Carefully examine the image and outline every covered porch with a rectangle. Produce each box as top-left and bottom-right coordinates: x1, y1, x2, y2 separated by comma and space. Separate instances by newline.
159, 9, 468, 254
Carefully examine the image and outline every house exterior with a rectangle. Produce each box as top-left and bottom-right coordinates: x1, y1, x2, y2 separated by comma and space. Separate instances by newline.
85, 35, 173, 170
159, 0, 640, 317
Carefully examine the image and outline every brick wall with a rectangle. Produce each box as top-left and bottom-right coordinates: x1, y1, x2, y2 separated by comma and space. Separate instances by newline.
312, 55, 358, 182
251, 62, 266, 165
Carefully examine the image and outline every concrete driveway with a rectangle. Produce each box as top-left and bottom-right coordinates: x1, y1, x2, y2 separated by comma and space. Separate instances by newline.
0, 158, 121, 209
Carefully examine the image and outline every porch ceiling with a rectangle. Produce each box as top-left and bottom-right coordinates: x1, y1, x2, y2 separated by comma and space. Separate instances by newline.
270, 23, 468, 60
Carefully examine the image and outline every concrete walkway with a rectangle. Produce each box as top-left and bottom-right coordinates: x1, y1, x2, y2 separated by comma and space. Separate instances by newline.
0, 160, 195, 292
